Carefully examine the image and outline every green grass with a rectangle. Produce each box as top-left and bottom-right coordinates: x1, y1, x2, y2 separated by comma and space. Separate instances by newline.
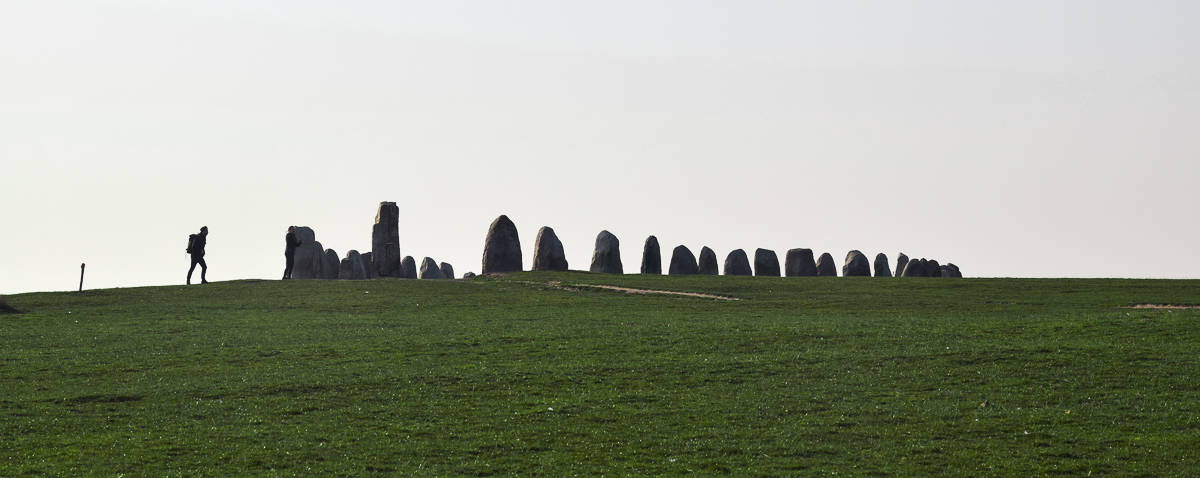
2, 273, 1199, 476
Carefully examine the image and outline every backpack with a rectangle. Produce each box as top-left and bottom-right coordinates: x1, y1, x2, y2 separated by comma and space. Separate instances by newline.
186, 234, 199, 254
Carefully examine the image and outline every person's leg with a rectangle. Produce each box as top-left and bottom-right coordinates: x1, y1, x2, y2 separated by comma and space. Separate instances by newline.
283, 253, 295, 279
199, 257, 208, 283
188, 257, 198, 284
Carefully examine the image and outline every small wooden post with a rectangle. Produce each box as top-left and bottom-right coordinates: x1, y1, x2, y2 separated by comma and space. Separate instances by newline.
79, 263, 86, 292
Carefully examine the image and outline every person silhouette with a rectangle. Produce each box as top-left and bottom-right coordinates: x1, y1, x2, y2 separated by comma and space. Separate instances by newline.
187, 226, 209, 285
283, 226, 301, 279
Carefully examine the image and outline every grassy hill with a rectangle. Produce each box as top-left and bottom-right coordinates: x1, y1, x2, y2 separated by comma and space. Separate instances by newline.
2, 273, 1198, 476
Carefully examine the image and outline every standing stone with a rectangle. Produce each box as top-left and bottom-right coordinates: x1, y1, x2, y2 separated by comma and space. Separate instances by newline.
401, 256, 418, 279
927, 259, 941, 278
754, 248, 781, 277
361, 252, 378, 279
697, 247, 719, 275
589, 230, 623, 274
419, 257, 444, 279
942, 263, 963, 278
339, 250, 367, 280
641, 236, 662, 274
895, 253, 909, 279
901, 258, 928, 277
291, 227, 323, 279
815, 253, 837, 276
531, 226, 568, 271
462, 272, 477, 279
723, 249, 752, 276
873, 253, 891, 277
842, 250, 871, 277
440, 262, 455, 279
668, 245, 699, 275
482, 215, 522, 274
784, 248, 818, 277
371, 201, 401, 277
321, 249, 340, 279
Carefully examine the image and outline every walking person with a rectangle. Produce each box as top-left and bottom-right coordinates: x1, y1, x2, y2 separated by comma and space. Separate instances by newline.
186, 226, 209, 285
283, 226, 301, 279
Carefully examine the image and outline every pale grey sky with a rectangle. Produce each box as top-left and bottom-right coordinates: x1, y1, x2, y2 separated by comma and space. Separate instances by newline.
2, 1, 1198, 293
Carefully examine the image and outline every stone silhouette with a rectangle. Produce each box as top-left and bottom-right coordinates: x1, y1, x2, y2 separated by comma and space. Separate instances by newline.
290, 227, 323, 279
698, 247, 719, 275
532, 226, 568, 271
927, 259, 941, 278
401, 256, 418, 279
462, 272, 477, 279
419, 257, 444, 279
440, 262, 455, 279
754, 248, 781, 277
895, 253, 909, 279
641, 235, 662, 274
901, 258, 928, 277
589, 230, 623, 274
371, 201, 401, 277
321, 249, 340, 280
361, 252, 378, 279
842, 250, 871, 277
873, 253, 891, 277
482, 215, 522, 274
339, 250, 367, 280
669, 245, 699, 275
723, 249, 752, 276
941, 263, 963, 278
815, 253, 837, 276
784, 248, 817, 277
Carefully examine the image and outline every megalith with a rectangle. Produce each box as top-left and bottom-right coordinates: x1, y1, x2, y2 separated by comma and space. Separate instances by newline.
291, 227, 323, 279
532, 226, 568, 271
419, 257, 444, 279
784, 248, 817, 277
440, 262, 455, 279
901, 258, 927, 277
401, 256, 418, 279
321, 249, 340, 279
927, 259, 941, 278
371, 201, 401, 277
669, 245, 699, 275
815, 253, 837, 276
842, 250, 871, 276
340, 250, 367, 280
482, 215, 522, 274
873, 253, 891, 277
462, 272, 477, 279
895, 253, 909, 278
361, 252, 378, 279
698, 247, 719, 275
941, 263, 963, 278
641, 235, 662, 274
589, 230, 623, 274
754, 248, 781, 277
723, 249, 752, 276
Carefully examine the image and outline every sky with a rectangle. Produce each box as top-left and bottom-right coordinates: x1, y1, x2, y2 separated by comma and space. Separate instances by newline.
2, 1, 1198, 294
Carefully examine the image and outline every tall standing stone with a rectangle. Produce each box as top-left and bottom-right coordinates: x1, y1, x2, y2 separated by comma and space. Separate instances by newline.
641, 236, 662, 274
371, 201, 401, 277
754, 248, 781, 277
842, 250, 871, 277
895, 253, 909, 279
589, 230, 623, 274
668, 245, 699, 275
419, 257, 444, 279
532, 226, 568, 271
440, 262, 455, 279
873, 253, 891, 277
723, 249, 752, 276
321, 249, 340, 279
815, 253, 837, 276
401, 256, 418, 279
291, 227, 323, 279
785, 248, 818, 277
697, 247, 719, 275
482, 215, 522, 274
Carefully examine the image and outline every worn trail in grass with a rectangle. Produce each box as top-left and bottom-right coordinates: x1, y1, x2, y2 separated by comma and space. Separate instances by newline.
2, 273, 1198, 475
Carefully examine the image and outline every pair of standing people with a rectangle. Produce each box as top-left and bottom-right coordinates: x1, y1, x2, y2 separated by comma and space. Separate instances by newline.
186, 226, 303, 284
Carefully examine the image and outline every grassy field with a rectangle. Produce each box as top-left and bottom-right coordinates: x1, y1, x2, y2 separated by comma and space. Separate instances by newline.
2, 273, 1199, 476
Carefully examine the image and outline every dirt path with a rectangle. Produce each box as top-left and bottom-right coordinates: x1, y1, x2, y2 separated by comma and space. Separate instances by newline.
1123, 304, 1200, 310
543, 281, 740, 301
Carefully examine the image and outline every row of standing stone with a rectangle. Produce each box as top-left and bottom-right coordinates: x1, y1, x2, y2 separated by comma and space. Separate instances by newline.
286, 202, 457, 281
483, 215, 962, 277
